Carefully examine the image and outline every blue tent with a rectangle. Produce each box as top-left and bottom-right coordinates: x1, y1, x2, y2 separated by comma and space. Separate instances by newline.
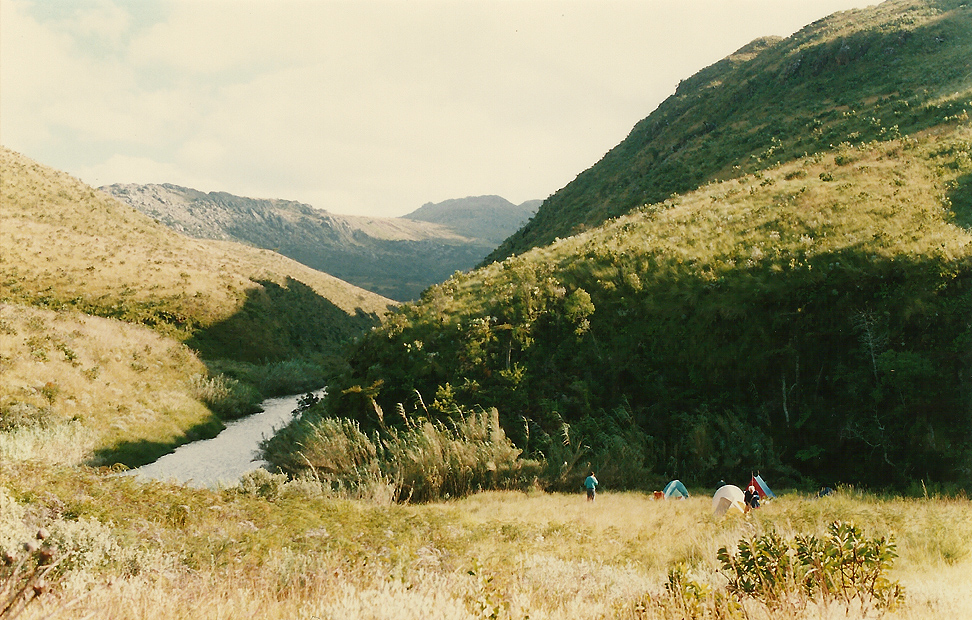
663, 479, 689, 499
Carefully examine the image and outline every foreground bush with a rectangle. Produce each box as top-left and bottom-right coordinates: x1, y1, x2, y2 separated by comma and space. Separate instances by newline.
717, 521, 904, 613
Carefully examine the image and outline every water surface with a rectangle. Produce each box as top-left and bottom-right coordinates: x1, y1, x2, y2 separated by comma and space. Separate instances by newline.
124, 391, 319, 488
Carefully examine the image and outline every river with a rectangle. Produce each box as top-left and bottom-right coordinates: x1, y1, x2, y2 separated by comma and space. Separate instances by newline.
122, 390, 321, 489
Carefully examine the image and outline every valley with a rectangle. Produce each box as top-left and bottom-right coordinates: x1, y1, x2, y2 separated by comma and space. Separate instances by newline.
1, 1, 971, 618
102, 184, 538, 301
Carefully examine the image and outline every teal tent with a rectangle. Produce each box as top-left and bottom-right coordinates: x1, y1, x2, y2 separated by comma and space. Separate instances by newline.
663, 479, 689, 499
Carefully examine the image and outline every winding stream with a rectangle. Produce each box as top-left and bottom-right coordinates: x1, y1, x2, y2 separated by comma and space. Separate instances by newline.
123, 390, 320, 489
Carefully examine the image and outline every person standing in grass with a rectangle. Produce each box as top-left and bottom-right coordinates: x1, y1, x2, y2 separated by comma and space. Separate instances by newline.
584, 471, 598, 502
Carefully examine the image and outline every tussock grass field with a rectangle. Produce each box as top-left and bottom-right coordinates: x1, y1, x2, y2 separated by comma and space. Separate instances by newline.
1, 465, 969, 620
5, 387, 963, 620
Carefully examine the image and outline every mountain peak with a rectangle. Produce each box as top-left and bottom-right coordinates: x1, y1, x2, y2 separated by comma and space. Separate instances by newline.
403, 195, 539, 245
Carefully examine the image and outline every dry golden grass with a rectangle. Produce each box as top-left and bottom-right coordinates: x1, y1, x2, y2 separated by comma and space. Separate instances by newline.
0, 146, 392, 333
1, 471, 968, 620
0, 302, 211, 465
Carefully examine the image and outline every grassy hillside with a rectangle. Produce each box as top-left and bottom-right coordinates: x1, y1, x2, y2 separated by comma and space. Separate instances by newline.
103, 184, 525, 301
1, 146, 393, 466
295, 119, 972, 490
489, 0, 972, 262
0, 303, 219, 466
1, 147, 390, 359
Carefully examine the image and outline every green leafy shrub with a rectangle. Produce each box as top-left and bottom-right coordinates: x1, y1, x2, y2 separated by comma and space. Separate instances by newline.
793, 521, 904, 609
718, 521, 904, 611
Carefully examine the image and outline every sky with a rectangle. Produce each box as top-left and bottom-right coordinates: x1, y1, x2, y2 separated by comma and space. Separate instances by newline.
2, 0, 879, 218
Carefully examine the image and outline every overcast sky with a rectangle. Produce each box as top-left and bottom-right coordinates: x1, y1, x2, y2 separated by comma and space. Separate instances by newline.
2, 0, 878, 218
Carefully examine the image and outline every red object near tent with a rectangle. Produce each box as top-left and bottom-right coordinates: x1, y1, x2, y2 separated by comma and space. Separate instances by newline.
749, 474, 776, 499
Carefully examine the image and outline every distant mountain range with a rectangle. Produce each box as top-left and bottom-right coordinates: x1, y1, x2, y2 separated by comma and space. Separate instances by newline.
102, 184, 538, 301
404, 196, 541, 245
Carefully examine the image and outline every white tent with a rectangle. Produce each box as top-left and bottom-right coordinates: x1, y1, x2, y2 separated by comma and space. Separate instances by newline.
712, 484, 746, 518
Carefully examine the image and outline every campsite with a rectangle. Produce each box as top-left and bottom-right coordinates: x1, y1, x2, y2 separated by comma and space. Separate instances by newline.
2, 467, 970, 619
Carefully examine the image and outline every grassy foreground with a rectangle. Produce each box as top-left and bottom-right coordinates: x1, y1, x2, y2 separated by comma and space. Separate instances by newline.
2, 462, 969, 620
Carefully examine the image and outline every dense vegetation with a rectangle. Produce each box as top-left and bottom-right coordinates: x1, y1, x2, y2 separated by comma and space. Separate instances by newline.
270, 0, 972, 493
489, 0, 972, 261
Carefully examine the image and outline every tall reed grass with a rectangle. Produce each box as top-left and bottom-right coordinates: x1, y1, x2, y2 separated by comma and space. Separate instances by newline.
266, 405, 542, 503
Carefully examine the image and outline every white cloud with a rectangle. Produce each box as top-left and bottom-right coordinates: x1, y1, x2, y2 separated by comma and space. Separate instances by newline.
76, 153, 219, 191
74, 0, 131, 44
3, 0, 880, 217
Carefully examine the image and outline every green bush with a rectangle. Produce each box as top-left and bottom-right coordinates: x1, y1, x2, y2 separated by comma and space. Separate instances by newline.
718, 521, 904, 611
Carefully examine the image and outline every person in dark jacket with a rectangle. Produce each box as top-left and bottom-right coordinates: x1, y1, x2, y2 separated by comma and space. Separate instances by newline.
744, 485, 759, 512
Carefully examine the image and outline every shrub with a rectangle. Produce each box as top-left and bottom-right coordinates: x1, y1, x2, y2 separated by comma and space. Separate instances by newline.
718, 521, 904, 612
793, 521, 904, 609
237, 468, 322, 501
255, 359, 326, 397
0, 402, 54, 432
187, 373, 262, 419
267, 404, 542, 503
1, 528, 61, 619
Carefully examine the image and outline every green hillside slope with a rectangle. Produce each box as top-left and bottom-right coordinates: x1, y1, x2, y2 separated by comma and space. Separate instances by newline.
488, 0, 972, 262
271, 0, 972, 491
295, 125, 972, 490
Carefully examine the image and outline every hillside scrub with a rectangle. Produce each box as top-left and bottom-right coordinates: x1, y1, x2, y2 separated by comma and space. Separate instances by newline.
1, 461, 970, 619
490, 0, 972, 261
303, 126, 972, 492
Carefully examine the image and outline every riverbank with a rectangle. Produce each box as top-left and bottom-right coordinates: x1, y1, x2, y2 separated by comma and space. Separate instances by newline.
2, 461, 970, 620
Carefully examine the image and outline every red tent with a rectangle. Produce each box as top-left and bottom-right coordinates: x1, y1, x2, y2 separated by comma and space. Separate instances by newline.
749, 474, 776, 499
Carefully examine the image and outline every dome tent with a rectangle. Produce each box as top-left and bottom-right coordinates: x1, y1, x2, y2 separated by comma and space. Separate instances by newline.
712, 484, 746, 517
663, 479, 689, 499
